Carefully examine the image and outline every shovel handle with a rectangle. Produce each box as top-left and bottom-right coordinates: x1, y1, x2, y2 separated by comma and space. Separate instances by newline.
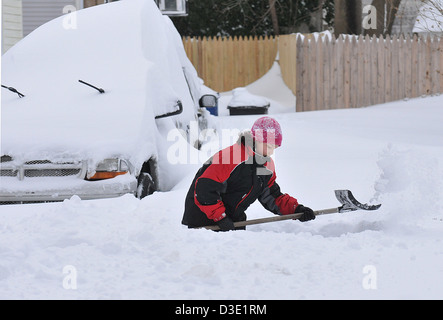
203, 207, 339, 231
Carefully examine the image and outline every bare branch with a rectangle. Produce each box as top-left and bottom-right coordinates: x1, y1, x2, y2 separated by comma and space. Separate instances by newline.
414, 0, 443, 36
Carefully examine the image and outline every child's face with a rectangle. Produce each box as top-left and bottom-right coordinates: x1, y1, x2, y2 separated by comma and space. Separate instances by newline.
255, 141, 278, 157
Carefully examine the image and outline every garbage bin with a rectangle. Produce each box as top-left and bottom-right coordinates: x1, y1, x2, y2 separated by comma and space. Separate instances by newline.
227, 104, 269, 116
227, 88, 270, 116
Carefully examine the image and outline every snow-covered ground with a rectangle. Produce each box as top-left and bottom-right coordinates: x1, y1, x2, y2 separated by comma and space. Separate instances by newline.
1, 0, 442, 301
1, 71, 442, 299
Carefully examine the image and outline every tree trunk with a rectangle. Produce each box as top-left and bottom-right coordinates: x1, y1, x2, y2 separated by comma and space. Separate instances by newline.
334, 0, 362, 36
385, 0, 402, 35
310, 0, 325, 32
364, 0, 386, 36
269, 0, 279, 35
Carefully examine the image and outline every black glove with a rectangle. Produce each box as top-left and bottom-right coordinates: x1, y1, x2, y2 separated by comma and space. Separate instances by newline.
216, 216, 236, 231
294, 205, 316, 222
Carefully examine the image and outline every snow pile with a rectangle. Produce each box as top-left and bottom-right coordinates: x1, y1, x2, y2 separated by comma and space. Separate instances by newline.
374, 144, 442, 229
227, 87, 270, 108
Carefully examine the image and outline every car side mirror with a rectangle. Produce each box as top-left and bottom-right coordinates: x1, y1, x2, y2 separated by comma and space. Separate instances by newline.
199, 94, 217, 108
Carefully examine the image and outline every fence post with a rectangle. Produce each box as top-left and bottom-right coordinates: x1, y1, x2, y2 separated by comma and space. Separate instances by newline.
439, 37, 443, 94
425, 35, 432, 96
391, 35, 401, 101
370, 35, 377, 106
404, 34, 412, 99
385, 35, 392, 103
398, 34, 405, 100
335, 35, 343, 109
303, 36, 310, 111
362, 35, 371, 107
323, 36, 331, 109
350, 36, 358, 108
357, 35, 365, 108
330, 35, 338, 110
411, 35, 419, 98
296, 35, 304, 112
438, 37, 443, 94
316, 36, 324, 110
431, 36, 439, 95
344, 36, 351, 108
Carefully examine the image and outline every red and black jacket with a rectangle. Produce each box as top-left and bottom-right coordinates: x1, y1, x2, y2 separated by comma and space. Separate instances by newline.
182, 132, 299, 228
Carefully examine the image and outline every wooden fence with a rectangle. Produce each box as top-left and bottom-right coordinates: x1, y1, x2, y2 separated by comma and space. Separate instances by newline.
296, 34, 443, 112
183, 34, 442, 112
278, 35, 298, 97
183, 35, 278, 92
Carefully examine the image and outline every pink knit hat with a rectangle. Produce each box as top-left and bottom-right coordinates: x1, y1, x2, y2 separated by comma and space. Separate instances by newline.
251, 117, 283, 147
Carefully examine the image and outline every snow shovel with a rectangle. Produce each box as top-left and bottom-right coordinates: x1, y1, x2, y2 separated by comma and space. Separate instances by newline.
204, 190, 381, 231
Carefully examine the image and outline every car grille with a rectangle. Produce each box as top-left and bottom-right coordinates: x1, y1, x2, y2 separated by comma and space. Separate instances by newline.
0, 156, 86, 180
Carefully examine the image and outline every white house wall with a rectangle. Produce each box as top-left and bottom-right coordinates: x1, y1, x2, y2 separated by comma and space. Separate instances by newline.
2, 0, 23, 54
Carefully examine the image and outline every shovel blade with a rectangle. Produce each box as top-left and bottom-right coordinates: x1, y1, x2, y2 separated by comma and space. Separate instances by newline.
335, 190, 381, 213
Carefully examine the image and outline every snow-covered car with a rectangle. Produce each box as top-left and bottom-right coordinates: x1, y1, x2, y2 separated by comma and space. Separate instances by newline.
0, 0, 217, 204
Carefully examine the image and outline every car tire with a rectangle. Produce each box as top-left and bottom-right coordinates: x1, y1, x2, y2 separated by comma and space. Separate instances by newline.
136, 172, 155, 199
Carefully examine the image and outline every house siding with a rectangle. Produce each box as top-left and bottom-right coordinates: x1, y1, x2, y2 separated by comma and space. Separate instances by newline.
22, 0, 83, 37
2, 0, 23, 54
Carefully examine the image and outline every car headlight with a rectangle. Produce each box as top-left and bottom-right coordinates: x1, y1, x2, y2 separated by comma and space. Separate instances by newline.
86, 158, 130, 181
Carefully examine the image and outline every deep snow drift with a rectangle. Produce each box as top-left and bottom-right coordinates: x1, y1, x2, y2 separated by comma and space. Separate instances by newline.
1, 92, 442, 299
